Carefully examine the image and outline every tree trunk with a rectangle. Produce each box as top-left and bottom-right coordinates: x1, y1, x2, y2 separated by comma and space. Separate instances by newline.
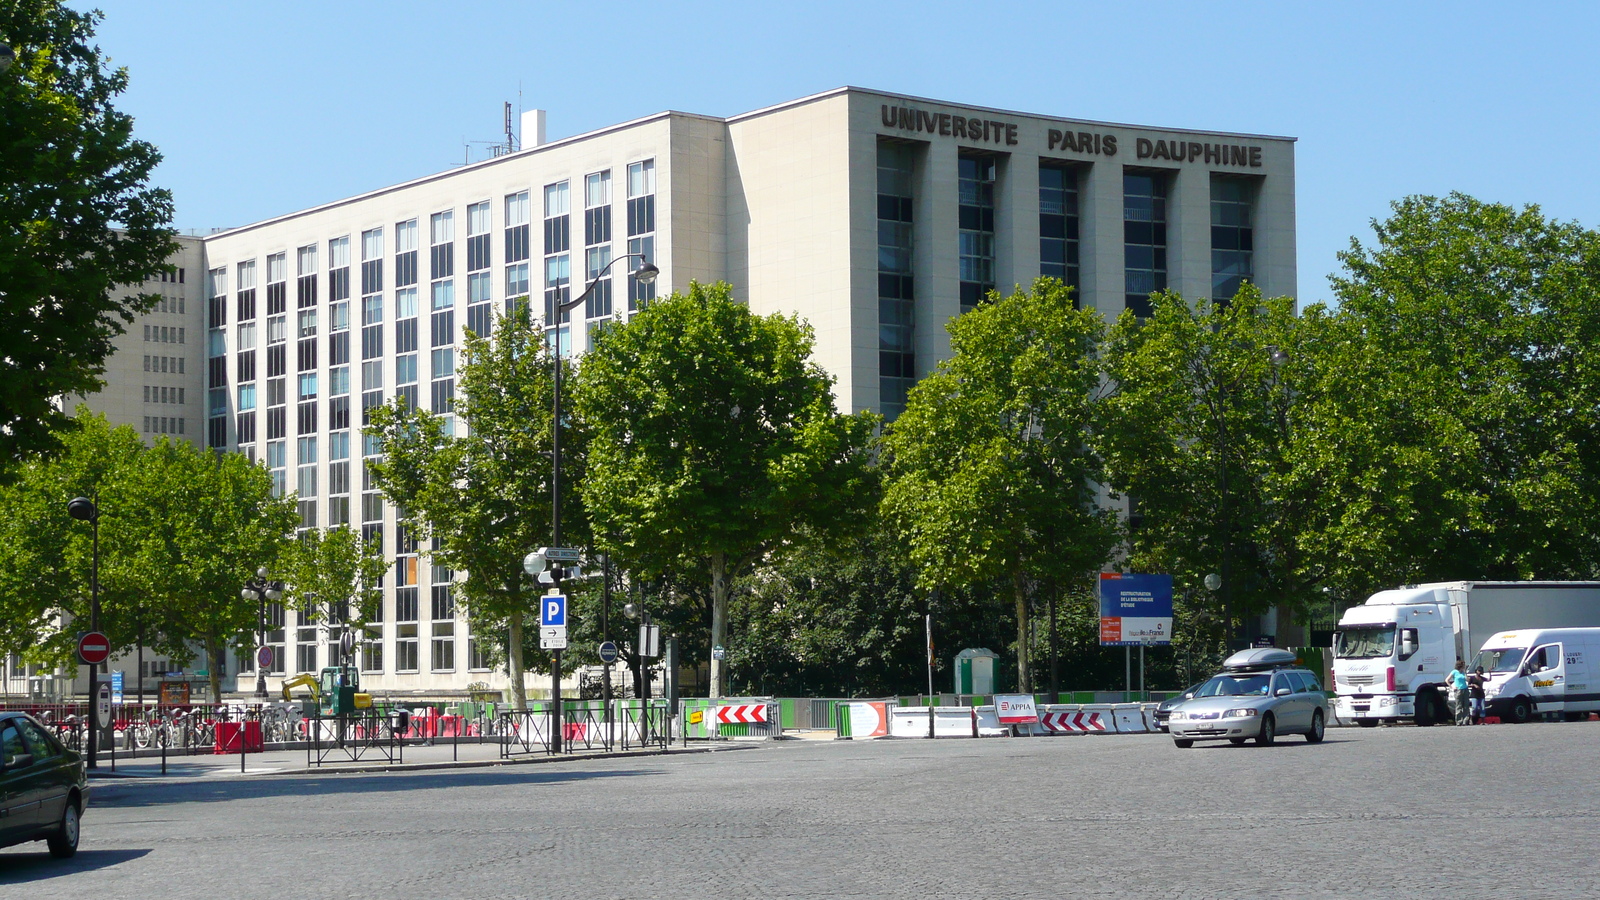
709, 552, 728, 698
205, 633, 223, 702
508, 609, 527, 710
1013, 570, 1030, 693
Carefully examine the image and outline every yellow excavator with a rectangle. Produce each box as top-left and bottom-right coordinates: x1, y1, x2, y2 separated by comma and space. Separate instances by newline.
282, 665, 373, 716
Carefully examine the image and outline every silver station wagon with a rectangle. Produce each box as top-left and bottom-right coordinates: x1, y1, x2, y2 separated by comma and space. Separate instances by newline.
1168, 648, 1329, 748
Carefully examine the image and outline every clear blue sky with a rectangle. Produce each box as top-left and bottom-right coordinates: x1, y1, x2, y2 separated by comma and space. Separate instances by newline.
84, 0, 1599, 307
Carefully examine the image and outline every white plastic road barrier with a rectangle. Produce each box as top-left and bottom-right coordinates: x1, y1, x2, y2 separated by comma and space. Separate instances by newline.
1038, 705, 1109, 733
1111, 704, 1148, 733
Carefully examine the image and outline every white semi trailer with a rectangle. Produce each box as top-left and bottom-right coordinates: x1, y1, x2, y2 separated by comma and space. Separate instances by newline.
1331, 582, 1600, 726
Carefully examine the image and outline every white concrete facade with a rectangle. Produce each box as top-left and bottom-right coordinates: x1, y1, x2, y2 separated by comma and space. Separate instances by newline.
55, 88, 1294, 699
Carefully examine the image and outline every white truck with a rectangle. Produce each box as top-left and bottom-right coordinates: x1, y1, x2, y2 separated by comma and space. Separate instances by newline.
1331, 581, 1600, 726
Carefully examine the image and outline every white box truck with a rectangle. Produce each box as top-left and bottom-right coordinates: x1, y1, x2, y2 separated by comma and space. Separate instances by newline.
1474, 628, 1600, 723
1331, 582, 1600, 726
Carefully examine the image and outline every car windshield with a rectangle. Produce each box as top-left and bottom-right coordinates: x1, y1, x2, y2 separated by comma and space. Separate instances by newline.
1196, 673, 1271, 697
1473, 647, 1525, 674
1335, 624, 1396, 659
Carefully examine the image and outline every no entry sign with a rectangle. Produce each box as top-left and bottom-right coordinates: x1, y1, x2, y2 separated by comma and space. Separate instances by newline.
78, 631, 111, 665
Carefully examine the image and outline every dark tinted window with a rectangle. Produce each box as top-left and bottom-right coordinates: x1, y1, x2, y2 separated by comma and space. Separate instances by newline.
0, 723, 25, 766
17, 718, 58, 758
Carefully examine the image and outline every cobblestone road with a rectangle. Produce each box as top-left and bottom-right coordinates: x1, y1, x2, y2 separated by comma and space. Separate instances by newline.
3, 722, 1597, 899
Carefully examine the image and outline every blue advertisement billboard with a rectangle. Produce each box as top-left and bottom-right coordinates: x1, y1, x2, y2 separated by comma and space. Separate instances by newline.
1098, 573, 1174, 646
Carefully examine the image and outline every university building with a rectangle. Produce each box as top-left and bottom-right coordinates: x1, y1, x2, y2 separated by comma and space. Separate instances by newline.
28, 87, 1297, 699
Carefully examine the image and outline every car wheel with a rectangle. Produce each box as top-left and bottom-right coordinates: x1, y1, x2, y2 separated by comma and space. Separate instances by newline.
1509, 697, 1533, 724
1306, 709, 1325, 743
1356, 718, 1378, 728
1256, 714, 1276, 746
1173, 739, 1194, 749
1229, 737, 1247, 745
47, 798, 80, 859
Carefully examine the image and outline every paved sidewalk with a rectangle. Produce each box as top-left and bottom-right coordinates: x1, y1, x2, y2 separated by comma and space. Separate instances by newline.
85, 737, 746, 781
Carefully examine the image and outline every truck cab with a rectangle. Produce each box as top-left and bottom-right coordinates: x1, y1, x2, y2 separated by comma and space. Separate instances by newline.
1332, 586, 1455, 726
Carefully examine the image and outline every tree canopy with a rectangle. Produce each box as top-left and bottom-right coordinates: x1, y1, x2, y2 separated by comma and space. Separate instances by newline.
0, 2, 175, 471
365, 309, 574, 709
573, 281, 877, 696
0, 409, 296, 698
881, 278, 1117, 691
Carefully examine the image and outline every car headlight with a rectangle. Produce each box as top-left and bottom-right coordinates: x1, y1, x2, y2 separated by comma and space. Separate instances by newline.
1169, 711, 1184, 720
1222, 708, 1258, 718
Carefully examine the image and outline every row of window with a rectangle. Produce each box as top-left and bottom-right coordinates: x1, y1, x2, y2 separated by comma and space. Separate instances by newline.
144, 325, 186, 344
873, 140, 1257, 415
144, 416, 185, 436
142, 355, 186, 374
144, 385, 186, 405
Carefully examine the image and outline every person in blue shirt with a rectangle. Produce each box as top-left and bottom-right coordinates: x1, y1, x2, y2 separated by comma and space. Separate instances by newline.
1446, 659, 1471, 725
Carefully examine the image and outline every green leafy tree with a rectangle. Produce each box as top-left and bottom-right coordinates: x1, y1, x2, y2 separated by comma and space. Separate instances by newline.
365, 310, 574, 709
0, 3, 175, 471
278, 526, 388, 665
1095, 285, 1308, 642
1290, 193, 1600, 595
0, 409, 149, 665
573, 281, 878, 697
881, 279, 1118, 692
0, 409, 295, 699
120, 435, 297, 699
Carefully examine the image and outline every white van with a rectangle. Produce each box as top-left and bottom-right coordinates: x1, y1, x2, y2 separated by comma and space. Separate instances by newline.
1473, 628, 1600, 723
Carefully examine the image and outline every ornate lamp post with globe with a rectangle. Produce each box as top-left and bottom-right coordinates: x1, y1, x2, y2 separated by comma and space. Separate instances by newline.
241, 568, 284, 699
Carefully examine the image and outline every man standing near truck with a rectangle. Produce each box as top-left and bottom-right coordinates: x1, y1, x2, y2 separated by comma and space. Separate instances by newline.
1467, 666, 1487, 724
1446, 660, 1471, 725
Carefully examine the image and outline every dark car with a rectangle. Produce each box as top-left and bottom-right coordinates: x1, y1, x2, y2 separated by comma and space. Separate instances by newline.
0, 711, 89, 858
1154, 682, 1207, 732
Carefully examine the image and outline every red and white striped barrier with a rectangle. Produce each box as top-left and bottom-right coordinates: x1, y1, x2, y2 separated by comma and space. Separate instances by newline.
716, 703, 769, 725
1039, 710, 1108, 733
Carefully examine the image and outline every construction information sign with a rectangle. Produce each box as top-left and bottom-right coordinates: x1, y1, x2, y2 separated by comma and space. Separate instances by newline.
993, 694, 1039, 725
1099, 573, 1174, 646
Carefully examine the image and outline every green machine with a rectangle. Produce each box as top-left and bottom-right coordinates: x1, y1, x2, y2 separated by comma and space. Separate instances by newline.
283, 665, 372, 716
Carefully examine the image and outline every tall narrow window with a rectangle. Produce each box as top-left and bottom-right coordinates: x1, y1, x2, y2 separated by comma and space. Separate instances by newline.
1124, 173, 1168, 317
328, 236, 351, 307
395, 219, 418, 288
957, 154, 996, 312
467, 200, 493, 337
296, 244, 318, 309
361, 228, 384, 296
626, 160, 656, 311
543, 181, 571, 351
430, 211, 455, 349
207, 267, 228, 330
1039, 164, 1081, 304
266, 252, 288, 316
1211, 175, 1255, 305
502, 190, 532, 323
877, 141, 916, 421
236, 260, 257, 322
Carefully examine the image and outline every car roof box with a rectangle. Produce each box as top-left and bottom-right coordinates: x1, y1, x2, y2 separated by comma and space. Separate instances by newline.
1223, 647, 1297, 671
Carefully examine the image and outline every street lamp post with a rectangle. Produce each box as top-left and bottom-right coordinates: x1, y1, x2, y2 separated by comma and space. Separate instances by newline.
241, 568, 284, 700
66, 496, 102, 769
545, 253, 657, 753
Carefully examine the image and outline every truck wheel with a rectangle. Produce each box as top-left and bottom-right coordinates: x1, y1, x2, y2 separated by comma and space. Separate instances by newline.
1509, 698, 1532, 724
1415, 692, 1436, 727
1356, 718, 1378, 728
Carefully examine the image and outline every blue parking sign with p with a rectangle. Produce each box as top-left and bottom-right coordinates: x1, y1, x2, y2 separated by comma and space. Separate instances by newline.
540, 594, 567, 627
